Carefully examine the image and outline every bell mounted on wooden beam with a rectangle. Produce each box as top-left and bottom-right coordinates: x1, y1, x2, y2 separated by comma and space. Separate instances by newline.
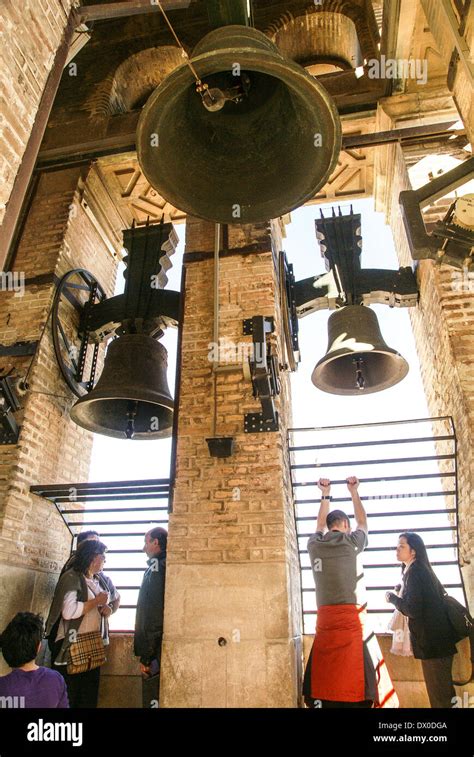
70, 333, 174, 440
311, 305, 409, 395
137, 25, 341, 224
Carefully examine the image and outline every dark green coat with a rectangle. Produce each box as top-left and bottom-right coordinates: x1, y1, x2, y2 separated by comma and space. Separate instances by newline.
134, 555, 166, 665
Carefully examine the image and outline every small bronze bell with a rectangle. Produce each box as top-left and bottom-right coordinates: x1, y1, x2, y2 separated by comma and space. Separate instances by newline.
137, 25, 341, 224
311, 305, 409, 395
70, 334, 174, 439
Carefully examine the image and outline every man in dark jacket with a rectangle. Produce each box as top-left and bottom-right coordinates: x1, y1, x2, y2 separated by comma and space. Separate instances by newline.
134, 527, 167, 708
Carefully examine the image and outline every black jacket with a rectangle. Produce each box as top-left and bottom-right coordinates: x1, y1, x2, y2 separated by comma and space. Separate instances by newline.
390, 561, 457, 660
134, 554, 166, 665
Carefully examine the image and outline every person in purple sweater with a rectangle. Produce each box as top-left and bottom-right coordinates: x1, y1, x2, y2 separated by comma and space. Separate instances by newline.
0, 612, 69, 708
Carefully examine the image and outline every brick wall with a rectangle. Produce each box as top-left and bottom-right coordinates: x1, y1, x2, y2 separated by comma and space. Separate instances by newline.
0, 0, 77, 226
375, 94, 474, 605
160, 217, 302, 707
0, 163, 120, 668
420, 0, 474, 145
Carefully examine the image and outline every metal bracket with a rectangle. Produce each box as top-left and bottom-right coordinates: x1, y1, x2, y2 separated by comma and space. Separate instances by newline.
294, 207, 419, 317
399, 156, 474, 269
243, 315, 280, 432
242, 316, 274, 336
0, 376, 21, 445
0, 341, 38, 357
244, 412, 279, 433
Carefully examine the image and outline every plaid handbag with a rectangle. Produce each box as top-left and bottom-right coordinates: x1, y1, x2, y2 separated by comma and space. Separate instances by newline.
67, 630, 106, 675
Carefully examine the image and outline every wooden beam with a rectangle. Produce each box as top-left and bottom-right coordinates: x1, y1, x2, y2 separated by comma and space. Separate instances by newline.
0, 11, 80, 269
78, 0, 193, 23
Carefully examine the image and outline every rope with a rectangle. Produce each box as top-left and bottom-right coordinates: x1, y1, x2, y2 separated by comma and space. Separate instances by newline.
154, 0, 215, 103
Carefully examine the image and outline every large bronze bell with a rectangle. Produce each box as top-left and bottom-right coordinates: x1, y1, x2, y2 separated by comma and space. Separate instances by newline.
311, 306, 409, 395
70, 334, 174, 439
137, 25, 341, 224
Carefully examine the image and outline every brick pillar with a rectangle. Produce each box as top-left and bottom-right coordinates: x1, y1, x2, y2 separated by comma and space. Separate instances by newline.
0, 164, 121, 667
374, 99, 474, 606
160, 217, 302, 708
420, 0, 474, 146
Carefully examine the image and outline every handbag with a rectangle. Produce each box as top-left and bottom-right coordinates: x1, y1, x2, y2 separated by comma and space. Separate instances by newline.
67, 630, 106, 675
443, 594, 473, 641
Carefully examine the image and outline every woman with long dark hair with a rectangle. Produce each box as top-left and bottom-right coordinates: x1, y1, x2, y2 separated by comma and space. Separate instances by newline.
386, 531, 458, 708
45, 540, 110, 708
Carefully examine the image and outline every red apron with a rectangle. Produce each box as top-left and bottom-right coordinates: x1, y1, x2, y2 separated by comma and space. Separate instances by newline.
311, 604, 365, 701
308, 604, 399, 707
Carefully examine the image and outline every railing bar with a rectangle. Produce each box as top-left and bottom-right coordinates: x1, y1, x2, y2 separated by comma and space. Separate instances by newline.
295, 509, 457, 519
32, 487, 170, 497
295, 493, 456, 505
60, 507, 169, 513
30, 478, 171, 493
300, 549, 458, 570
102, 550, 145, 554
68, 528, 168, 535
288, 416, 453, 432
297, 526, 455, 537
113, 586, 141, 590
293, 473, 456, 483
302, 584, 462, 592
290, 435, 453, 451
94, 567, 147, 571
67, 520, 170, 526
290, 454, 455, 467
304, 609, 399, 615
44, 494, 169, 503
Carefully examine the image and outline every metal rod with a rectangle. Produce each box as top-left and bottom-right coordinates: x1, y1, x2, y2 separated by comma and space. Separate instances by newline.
300, 560, 458, 570
212, 223, 221, 437
54, 494, 169, 503
67, 527, 168, 535
302, 584, 461, 592
288, 416, 454, 433
59, 506, 169, 513
295, 489, 456, 502
291, 454, 455, 468
304, 609, 401, 615
296, 508, 457, 520
291, 434, 453, 451
67, 520, 169, 526
30, 478, 170, 492
298, 526, 455, 537
300, 556, 459, 570
293, 473, 456, 484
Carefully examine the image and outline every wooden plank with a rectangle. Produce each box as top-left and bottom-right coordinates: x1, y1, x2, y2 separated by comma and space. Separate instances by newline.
78, 1, 192, 23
